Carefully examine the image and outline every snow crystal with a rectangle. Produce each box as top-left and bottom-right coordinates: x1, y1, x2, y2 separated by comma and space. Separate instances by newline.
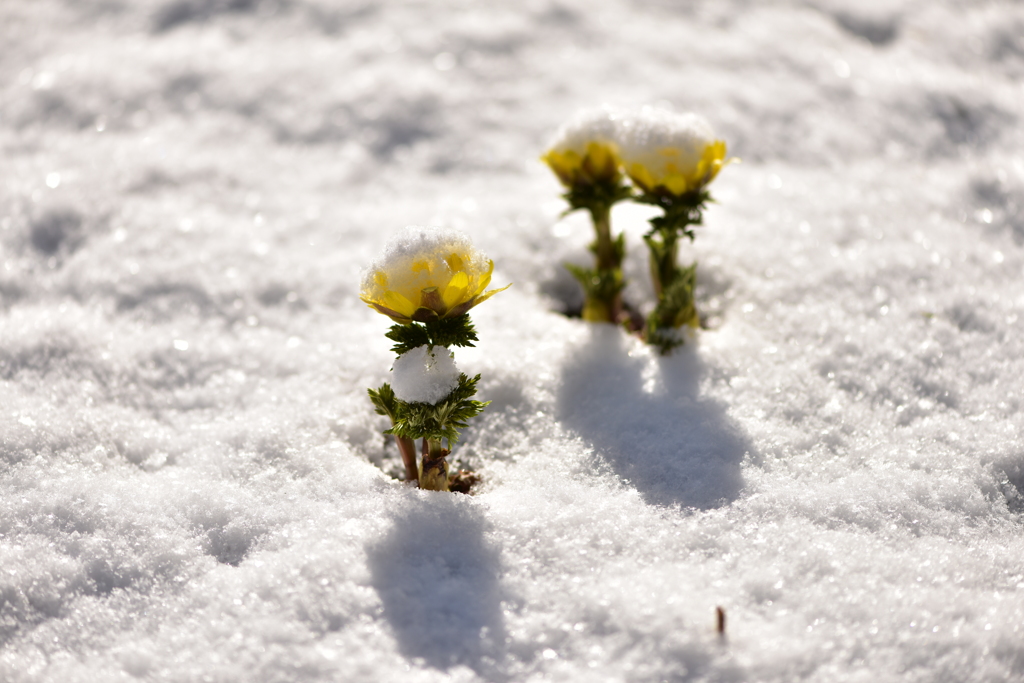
391, 345, 461, 404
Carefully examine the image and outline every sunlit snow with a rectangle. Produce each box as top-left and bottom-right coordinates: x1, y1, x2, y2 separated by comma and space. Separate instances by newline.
2, 1, 1023, 682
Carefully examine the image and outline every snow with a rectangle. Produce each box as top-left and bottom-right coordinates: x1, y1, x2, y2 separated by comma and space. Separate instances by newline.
2, 1, 1024, 682
544, 104, 625, 157
618, 108, 719, 179
391, 345, 461, 405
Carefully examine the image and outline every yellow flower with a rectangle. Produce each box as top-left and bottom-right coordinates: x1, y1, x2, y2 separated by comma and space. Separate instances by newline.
360, 226, 510, 324
542, 140, 622, 188
620, 109, 732, 197
541, 105, 626, 188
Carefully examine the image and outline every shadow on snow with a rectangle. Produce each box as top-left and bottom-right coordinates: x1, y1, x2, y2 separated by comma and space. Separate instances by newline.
558, 326, 752, 510
366, 494, 510, 680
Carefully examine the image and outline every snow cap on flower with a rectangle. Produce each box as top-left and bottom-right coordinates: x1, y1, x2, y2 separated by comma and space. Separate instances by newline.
391, 345, 461, 404
541, 104, 627, 188
361, 226, 509, 324
619, 108, 729, 197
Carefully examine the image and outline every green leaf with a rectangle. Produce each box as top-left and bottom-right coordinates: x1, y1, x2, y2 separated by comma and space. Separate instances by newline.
384, 373, 489, 447
385, 325, 430, 356
644, 317, 686, 355
639, 189, 712, 242
562, 179, 634, 217
612, 231, 626, 263
368, 383, 399, 422
565, 263, 624, 301
386, 315, 479, 355
645, 261, 698, 354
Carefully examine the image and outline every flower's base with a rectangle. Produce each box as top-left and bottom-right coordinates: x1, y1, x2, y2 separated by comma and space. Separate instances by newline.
419, 450, 451, 491
417, 457, 480, 495
555, 291, 643, 332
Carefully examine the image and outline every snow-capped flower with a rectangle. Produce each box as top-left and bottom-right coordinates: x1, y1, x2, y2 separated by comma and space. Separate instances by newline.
541, 105, 626, 188
360, 226, 509, 324
619, 108, 729, 197
391, 345, 461, 404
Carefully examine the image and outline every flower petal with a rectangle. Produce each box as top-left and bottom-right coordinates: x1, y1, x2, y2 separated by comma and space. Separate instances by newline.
367, 301, 412, 323
627, 163, 655, 193
541, 150, 578, 187
582, 141, 620, 184
663, 173, 688, 196
442, 271, 470, 309
472, 283, 511, 307
445, 252, 465, 273
473, 260, 494, 297
382, 290, 417, 318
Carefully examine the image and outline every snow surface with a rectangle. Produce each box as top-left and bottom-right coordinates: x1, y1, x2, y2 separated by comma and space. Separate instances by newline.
2, 1, 1024, 682
391, 345, 461, 406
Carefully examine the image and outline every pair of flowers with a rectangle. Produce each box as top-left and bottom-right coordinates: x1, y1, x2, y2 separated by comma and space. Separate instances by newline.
542, 105, 732, 352
543, 105, 728, 201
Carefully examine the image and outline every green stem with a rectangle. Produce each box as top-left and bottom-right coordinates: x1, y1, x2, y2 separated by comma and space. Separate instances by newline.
640, 191, 709, 353
583, 201, 623, 324
560, 180, 631, 325
396, 436, 419, 483
647, 229, 680, 300
590, 202, 617, 271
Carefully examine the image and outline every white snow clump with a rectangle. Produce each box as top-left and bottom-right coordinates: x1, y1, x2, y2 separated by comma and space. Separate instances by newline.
618, 108, 717, 176
391, 345, 461, 404
545, 104, 627, 156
